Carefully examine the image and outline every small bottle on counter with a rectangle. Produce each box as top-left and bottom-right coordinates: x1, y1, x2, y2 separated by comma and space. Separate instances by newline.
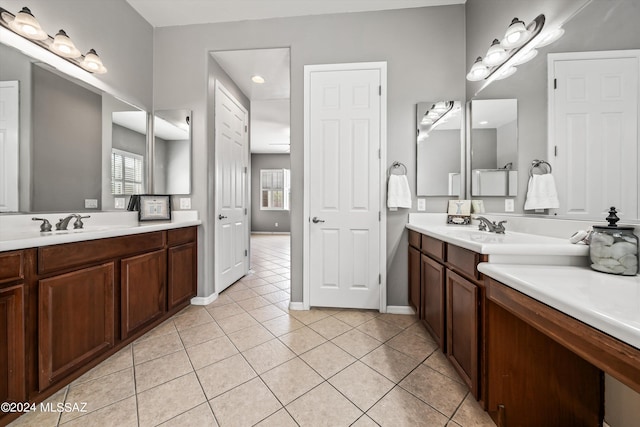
589, 207, 638, 276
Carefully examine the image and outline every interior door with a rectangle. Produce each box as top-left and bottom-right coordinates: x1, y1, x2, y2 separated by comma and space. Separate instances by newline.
550, 53, 639, 219
307, 66, 382, 309
215, 82, 249, 293
0, 81, 19, 212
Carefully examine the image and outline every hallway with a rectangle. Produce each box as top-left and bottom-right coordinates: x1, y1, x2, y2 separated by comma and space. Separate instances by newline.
10, 234, 494, 427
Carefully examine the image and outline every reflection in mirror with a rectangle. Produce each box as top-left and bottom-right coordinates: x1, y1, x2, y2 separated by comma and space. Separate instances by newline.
470, 99, 518, 197
111, 108, 147, 195
416, 101, 463, 196
0, 38, 148, 213
153, 110, 191, 195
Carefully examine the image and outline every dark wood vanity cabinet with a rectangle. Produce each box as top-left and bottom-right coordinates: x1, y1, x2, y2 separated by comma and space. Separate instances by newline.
168, 228, 198, 310
408, 243, 421, 317
408, 229, 486, 402
0, 251, 27, 405
0, 226, 198, 426
121, 250, 166, 339
38, 263, 115, 389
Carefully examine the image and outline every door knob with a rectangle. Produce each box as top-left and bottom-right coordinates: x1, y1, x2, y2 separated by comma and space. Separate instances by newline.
312, 217, 325, 223
218, 214, 227, 220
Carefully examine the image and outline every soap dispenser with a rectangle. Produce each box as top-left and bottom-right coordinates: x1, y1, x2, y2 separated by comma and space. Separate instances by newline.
589, 207, 638, 275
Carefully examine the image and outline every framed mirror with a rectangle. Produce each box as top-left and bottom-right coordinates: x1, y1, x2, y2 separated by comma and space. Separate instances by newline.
0, 39, 148, 213
152, 109, 192, 195
416, 101, 463, 197
469, 99, 518, 197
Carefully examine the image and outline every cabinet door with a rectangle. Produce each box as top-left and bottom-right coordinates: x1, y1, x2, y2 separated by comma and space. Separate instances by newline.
408, 246, 421, 317
168, 242, 197, 310
39, 264, 115, 389
446, 269, 479, 397
421, 255, 445, 350
0, 284, 26, 403
121, 250, 166, 339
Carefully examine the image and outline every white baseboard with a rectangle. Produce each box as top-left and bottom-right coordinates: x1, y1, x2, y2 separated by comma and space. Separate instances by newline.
251, 231, 291, 235
289, 301, 305, 311
386, 305, 416, 315
190, 293, 218, 306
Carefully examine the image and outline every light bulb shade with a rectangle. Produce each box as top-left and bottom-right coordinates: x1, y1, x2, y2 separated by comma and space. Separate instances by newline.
495, 66, 517, 81
501, 18, 531, 49
421, 116, 433, 125
50, 30, 81, 58
512, 48, 538, 66
483, 39, 508, 66
535, 27, 565, 48
81, 49, 107, 74
466, 57, 489, 81
6, 7, 47, 40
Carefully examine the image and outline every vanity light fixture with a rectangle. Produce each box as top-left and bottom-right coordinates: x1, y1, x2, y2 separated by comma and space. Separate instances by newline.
420, 101, 459, 136
467, 14, 564, 86
0, 6, 108, 74
251, 75, 265, 84
50, 29, 81, 58
3, 6, 46, 40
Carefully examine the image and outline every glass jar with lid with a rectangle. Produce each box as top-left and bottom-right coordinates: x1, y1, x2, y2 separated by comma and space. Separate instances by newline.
589, 207, 638, 276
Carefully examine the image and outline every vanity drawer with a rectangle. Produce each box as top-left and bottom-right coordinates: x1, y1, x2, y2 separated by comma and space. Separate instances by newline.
168, 227, 197, 247
422, 235, 446, 262
38, 232, 166, 275
408, 230, 421, 249
446, 244, 484, 281
0, 251, 24, 284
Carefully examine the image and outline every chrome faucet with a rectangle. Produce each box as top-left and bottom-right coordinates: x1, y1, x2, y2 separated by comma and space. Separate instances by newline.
473, 216, 507, 234
55, 214, 90, 230
56, 214, 79, 230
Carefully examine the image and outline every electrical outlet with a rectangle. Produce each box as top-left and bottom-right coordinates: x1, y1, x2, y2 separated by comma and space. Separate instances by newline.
114, 198, 126, 209
417, 198, 426, 211
505, 199, 515, 212
275, 222, 279, 227
84, 199, 98, 209
179, 198, 191, 209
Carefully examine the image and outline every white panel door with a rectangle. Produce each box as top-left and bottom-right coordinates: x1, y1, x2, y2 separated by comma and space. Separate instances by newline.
551, 54, 639, 219
215, 82, 249, 292
0, 81, 19, 212
308, 67, 382, 309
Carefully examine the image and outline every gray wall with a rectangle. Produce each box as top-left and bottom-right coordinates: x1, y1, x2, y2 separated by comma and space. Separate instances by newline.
251, 154, 291, 233
154, 5, 466, 305
32, 66, 102, 212
471, 129, 497, 170
154, 138, 168, 194
496, 120, 517, 170
113, 124, 146, 156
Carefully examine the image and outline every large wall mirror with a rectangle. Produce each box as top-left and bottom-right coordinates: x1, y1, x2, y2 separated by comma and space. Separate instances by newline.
153, 109, 192, 195
466, 0, 639, 219
469, 99, 518, 197
416, 101, 463, 197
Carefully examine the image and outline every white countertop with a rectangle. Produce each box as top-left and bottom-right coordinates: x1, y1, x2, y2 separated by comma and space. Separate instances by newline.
478, 263, 640, 350
0, 211, 201, 251
406, 222, 588, 257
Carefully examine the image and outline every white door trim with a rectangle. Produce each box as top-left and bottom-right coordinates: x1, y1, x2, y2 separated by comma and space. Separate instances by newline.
302, 62, 387, 312
214, 80, 250, 293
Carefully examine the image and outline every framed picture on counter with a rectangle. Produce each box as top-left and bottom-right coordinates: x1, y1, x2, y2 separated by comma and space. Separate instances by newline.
138, 195, 172, 221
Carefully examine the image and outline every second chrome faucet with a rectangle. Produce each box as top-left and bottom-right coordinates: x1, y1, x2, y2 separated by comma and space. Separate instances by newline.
473, 216, 507, 234
55, 214, 90, 230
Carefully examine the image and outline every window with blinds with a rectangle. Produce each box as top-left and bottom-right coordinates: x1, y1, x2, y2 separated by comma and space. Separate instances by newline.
112, 148, 144, 195
260, 169, 290, 210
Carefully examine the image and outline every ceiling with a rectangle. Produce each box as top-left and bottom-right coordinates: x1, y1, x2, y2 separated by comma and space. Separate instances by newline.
126, 0, 465, 27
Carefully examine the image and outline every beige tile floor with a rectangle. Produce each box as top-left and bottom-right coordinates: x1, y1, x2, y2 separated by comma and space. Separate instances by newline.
10, 234, 495, 427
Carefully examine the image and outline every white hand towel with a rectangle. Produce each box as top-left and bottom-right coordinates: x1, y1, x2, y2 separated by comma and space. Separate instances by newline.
387, 174, 412, 209
524, 174, 560, 210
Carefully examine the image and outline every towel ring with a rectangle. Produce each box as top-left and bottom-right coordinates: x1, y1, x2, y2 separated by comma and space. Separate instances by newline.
529, 159, 552, 177
388, 161, 407, 177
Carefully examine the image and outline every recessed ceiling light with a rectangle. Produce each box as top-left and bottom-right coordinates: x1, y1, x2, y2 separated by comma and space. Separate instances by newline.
479, 120, 489, 125
251, 75, 265, 84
